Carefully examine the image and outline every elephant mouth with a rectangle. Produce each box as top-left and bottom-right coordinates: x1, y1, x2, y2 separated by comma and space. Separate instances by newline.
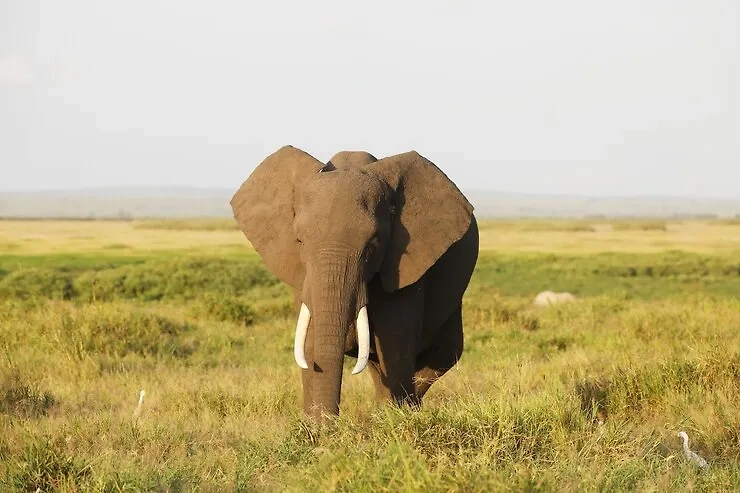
293, 302, 370, 375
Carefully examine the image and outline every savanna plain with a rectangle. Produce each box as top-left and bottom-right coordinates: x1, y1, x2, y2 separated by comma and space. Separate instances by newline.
1, 218, 739, 492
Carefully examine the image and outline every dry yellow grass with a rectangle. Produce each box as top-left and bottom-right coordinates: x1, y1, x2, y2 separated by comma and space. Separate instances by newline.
477, 220, 740, 253
0, 220, 250, 255
1, 218, 739, 490
2, 219, 739, 255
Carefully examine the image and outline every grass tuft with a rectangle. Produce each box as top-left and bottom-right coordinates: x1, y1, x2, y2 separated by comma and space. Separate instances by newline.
0, 370, 56, 419
577, 353, 739, 420
4, 436, 91, 491
57, 305, 199, 359
188, 293, 256, 326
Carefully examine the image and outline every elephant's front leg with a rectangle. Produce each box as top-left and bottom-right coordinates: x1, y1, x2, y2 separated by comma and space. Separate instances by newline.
367, 279, 424, 407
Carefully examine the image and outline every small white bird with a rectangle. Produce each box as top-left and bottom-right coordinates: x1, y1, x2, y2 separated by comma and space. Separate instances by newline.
133, 389, 146, 419
678, 431, 709, 469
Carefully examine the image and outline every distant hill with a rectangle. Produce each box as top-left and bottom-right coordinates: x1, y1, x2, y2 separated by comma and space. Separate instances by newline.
0, 187, 738, 219
0, 188, 232, 219
463, 190, 740, 219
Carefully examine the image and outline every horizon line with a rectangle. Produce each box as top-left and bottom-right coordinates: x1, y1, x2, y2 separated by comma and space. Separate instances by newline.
1, 185, 739, 202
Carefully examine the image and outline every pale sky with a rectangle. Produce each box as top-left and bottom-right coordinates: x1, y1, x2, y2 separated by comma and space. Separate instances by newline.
1, 1, 738, 197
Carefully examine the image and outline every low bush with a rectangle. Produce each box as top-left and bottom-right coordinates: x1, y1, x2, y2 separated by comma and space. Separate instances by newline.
0, 268, 75, 300
189, 293, 256, 326
73, 256, 279, 302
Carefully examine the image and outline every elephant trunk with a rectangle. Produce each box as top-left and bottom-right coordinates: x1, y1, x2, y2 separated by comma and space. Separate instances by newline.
296, 248, 369, 419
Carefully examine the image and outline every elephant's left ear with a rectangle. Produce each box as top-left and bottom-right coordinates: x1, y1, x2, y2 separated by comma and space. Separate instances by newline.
367, 151, 475, 292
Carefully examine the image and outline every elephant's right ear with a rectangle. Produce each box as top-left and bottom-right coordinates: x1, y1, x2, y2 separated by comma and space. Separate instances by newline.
230, 145, 324, 288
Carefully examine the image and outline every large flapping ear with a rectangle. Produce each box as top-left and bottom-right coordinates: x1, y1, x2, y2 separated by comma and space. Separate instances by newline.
367, 151, 474, 292
230, 145, 324, 288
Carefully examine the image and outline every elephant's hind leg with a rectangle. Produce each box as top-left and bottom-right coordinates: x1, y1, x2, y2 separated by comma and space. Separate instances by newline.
413, 305, 463, 400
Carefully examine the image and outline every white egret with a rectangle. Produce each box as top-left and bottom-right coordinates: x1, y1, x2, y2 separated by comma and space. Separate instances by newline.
677, 431, 708, 469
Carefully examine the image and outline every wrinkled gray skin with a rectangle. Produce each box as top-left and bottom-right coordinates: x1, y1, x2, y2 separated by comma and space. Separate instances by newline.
231, 146, 479, 422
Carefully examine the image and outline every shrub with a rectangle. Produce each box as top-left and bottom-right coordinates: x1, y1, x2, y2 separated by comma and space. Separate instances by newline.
73, 257, 279, 302
189, 294, 256, 326
0, 268, 75, 300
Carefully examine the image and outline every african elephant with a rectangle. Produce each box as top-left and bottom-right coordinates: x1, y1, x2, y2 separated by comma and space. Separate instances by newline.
230, 145, 479, 421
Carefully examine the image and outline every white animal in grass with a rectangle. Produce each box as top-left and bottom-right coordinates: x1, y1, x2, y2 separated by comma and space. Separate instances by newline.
532, 290, 577, 307
133, 389, 145, 419
678, 431, 709, 469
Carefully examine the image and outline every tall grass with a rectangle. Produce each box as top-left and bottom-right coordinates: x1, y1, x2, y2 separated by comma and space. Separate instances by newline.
1, 220, 738, 491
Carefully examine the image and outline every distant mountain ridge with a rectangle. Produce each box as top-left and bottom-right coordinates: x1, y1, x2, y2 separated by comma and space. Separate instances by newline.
1, 187, 738, 219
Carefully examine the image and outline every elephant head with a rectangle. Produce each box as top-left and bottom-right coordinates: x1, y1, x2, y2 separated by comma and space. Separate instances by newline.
325, 150, 378, 170
230, 146, 474, 418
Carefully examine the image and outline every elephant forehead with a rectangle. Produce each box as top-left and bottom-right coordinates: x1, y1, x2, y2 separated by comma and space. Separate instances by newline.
298, 171, 388, 208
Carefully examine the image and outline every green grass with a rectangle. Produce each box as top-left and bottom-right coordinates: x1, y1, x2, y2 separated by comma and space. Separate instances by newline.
1, 220, 739, 491
472, 251, 740, 299
3, 250, 738, 303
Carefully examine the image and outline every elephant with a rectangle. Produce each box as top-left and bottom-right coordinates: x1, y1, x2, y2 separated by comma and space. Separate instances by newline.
230, 145, 479, 421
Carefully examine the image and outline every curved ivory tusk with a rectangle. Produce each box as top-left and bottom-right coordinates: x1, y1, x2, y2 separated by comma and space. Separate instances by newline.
293, 303, 310, 369
351, 306, 370, 375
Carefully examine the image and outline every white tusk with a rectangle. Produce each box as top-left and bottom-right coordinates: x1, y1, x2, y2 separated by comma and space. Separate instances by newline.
351, 306, 370, 375
293, 303, 310, 369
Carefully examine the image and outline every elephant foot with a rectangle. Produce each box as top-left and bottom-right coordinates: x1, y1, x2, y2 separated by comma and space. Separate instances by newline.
300, 408, 340, 436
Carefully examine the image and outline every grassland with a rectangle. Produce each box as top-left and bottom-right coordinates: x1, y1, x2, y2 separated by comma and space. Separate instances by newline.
0, 219, 738, 491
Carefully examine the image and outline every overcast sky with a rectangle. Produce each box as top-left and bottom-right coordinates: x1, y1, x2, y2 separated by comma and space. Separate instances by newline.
1, 1, 738, 197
